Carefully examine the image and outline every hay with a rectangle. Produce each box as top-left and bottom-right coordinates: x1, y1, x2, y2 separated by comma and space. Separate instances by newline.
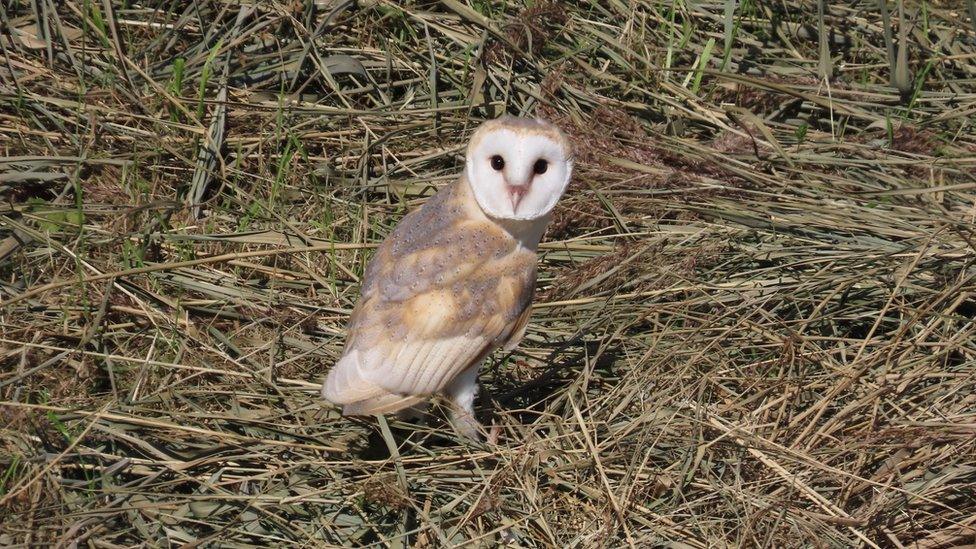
1, 1, 975, 546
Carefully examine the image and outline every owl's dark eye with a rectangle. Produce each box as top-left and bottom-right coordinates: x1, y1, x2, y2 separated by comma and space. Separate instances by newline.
490, 155, 505, 171
533, 159, 549, 175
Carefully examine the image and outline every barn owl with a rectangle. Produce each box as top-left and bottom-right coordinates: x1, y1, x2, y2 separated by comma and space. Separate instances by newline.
321, 116, 573, 438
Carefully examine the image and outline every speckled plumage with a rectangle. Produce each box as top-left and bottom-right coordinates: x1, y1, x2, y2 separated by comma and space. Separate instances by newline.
321, 116, 573, 437
322, 179, 535, 409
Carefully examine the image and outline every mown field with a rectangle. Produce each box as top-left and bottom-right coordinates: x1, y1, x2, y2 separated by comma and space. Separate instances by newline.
2, 1, 975, 547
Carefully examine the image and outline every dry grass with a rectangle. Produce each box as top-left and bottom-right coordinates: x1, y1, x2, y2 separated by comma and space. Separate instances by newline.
2, 1, 976, 547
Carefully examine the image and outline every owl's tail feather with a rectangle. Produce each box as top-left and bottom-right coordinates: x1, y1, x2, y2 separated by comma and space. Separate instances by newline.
322, 351, 423, 416
342, 394, 426, 416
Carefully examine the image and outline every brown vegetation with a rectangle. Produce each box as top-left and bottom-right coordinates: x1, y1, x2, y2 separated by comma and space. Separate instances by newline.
2, 1, 975, 546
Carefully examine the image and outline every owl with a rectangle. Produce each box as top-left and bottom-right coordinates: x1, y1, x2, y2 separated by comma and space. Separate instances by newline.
321, 116, 573, 438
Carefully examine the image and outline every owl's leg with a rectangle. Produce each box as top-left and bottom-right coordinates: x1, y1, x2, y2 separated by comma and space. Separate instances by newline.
444, 365, 482, 439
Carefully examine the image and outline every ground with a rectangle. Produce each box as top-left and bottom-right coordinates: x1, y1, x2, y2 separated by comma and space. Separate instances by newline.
1, 1, 975, 547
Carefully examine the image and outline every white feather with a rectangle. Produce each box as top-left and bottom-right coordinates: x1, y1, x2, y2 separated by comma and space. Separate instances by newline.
465, 124, 573, 220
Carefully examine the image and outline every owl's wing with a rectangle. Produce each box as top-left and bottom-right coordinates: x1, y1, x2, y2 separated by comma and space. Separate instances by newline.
322, 204, 536, 409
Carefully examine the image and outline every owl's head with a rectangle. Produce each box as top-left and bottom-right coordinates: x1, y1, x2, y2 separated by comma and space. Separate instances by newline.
465, 116, 573, 221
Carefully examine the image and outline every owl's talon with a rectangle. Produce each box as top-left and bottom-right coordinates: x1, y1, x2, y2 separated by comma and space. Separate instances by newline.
449, 410, 483, 441
487, 424, 502, 445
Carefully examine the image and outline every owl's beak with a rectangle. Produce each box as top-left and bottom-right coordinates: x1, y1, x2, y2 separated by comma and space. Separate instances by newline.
505, 184, 528, 212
